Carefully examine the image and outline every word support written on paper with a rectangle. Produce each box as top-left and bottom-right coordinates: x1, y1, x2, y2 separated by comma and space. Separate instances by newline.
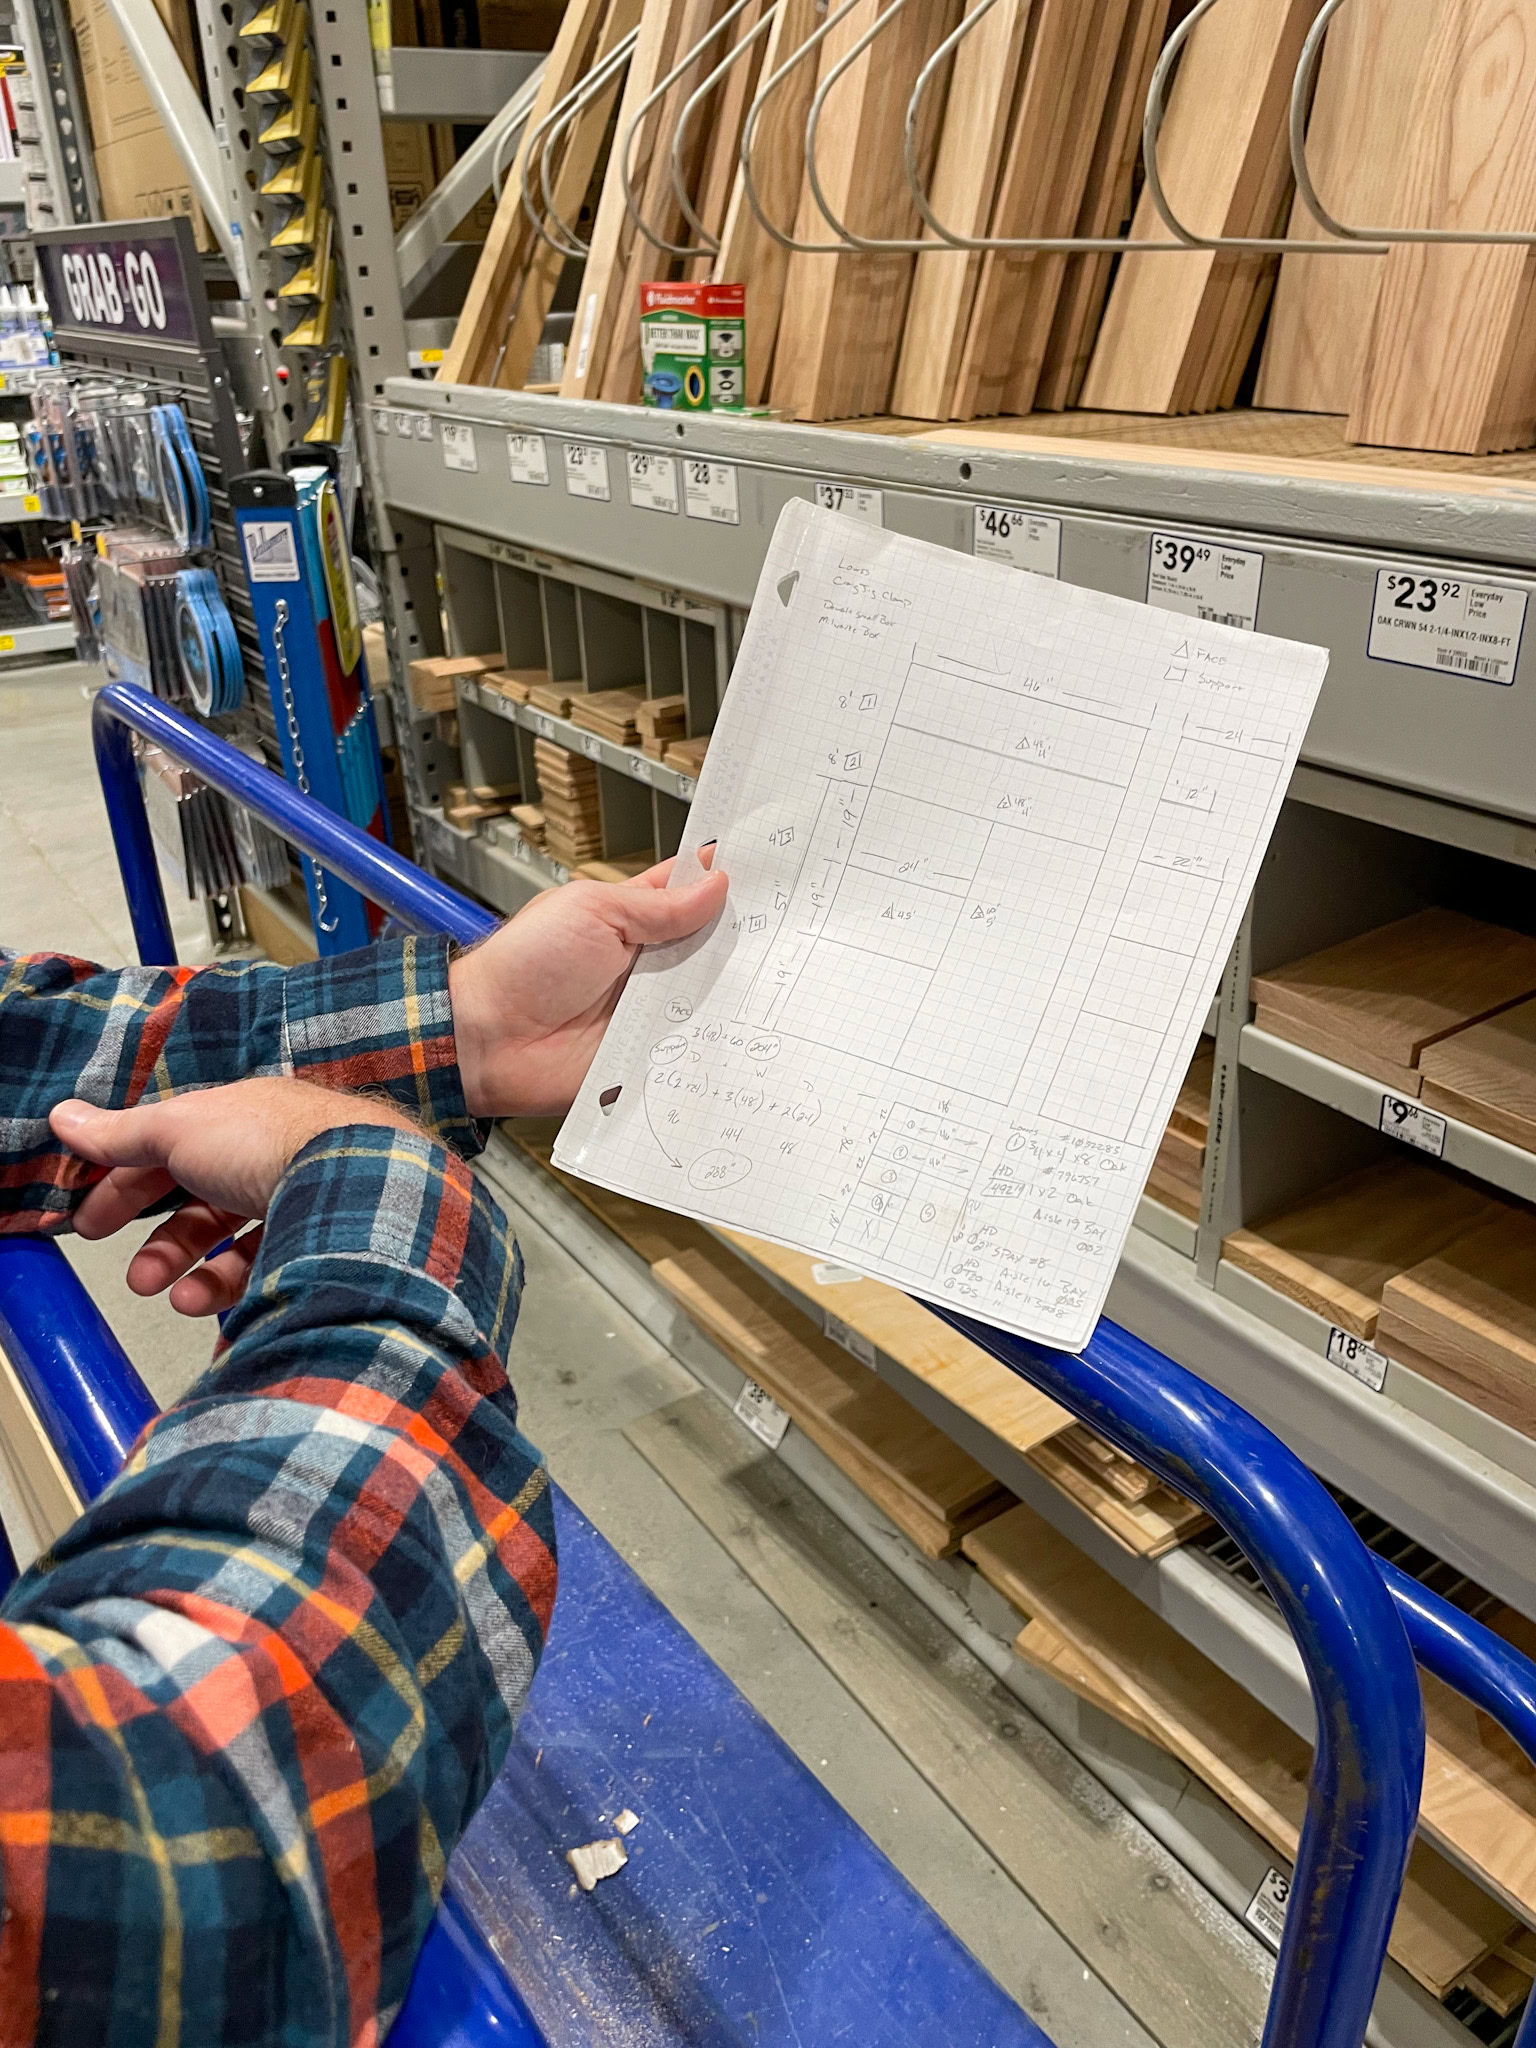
555, 502, 1327, 1350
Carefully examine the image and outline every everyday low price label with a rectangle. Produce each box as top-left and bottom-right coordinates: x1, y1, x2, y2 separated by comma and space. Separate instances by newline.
824, 1314, 876, 1368
563, 441, 611, 500
685, 458, 739, 525
973, 505, 1061, 576
1244, 1868, 1290, 1953
506, 432, 549, 485
441, 421, 478, 472
1367, 568, 1527, 685
1379, 1092, 1447, 1157
734, 1378, 791, 1448
816, 481, 883, 526
1146, 532, 1264, 629
627, 450, 680, 514
1327, 1326, 1390, 1393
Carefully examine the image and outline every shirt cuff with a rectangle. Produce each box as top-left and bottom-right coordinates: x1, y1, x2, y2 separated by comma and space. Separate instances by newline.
279, 934, 490, 1158
249, 1123, 520, 1366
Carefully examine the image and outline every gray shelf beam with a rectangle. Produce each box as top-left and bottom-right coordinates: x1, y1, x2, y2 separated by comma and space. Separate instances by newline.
457, 672, 699, 802
0, 618, 74, 657
377, 48, 543, 121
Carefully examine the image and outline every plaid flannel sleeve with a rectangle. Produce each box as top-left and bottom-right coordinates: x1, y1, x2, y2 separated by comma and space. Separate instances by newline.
0, 1126, 554, 2048
0, 935, 486, 1232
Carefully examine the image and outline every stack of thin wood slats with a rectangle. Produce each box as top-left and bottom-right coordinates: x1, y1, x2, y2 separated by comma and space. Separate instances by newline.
444, 0, 1536, 452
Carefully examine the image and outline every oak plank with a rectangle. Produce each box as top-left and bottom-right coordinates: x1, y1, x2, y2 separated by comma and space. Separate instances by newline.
1420, 994, 1536, 1150
1378, 1208, 1536, 1435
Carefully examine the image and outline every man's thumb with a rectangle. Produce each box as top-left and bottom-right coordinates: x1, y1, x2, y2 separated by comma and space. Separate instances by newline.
50, 1097, 178, 1170
613, 868, 727, 946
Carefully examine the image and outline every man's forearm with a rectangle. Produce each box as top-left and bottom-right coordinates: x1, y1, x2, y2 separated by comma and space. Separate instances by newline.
0, 937, 482, 1230
0, 1125, 553, 2047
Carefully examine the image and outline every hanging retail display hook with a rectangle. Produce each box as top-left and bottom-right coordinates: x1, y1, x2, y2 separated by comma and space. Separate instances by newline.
517, 32, 641, 261
668, 1, 780, 256
619, 0, 764, 258
737, 0, 878, 254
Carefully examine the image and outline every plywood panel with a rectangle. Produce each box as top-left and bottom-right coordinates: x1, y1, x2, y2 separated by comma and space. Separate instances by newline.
1349, 0, 1536, 454
1420, 995, 1536, 1150
1378, 1208, 1536, 1435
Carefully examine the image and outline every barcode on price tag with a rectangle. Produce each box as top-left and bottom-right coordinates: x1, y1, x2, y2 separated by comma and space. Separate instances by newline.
563, 442, 611, 500
825, 1314, 876, 1367
1367, 568, 1526, 685
684, 458, 739, 524
815, 482, 883, 526
506, 433, 549, 485
1146, 531, 1263, 630
1327, 1326, 1389, 1393
627, 450, 680, 514
441, 421, 478, 472
1378, 1093, 1447, 1157
973, 505, 1061, 576
1244, 1868, 1291, 1953
733, 1378, 791, 1448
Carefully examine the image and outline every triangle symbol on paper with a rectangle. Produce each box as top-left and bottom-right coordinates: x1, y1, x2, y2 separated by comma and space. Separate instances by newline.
1174, 640, 1191, 657
777, 571, 800, 607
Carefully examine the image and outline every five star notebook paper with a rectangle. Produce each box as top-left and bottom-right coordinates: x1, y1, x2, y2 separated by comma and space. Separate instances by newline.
554, 500, 1328, 1350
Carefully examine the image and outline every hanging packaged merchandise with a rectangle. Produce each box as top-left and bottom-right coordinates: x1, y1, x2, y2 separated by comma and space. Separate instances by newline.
240, 0, 298, 47
281, 256, 335, 348
174, 566, 245, 715
272, 153, 324, 252
151, 404, 212, 548
302, 354, 348, 445
61, 540, 100, 662
138, 739, 289, 903
96, 530, 194, 699
249, 10, 310, 103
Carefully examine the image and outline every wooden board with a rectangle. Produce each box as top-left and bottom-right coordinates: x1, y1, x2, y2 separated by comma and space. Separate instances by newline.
716, 1227, 1070, 1451
1349, 0, 1536, 454
886, 0, 1035, 421
1026, 1435, 1209, 1558
1253, 0, 1435, 412
1251, 909, 1536, 1079
1220, 1157, 1505, 1339
962, 1500, 1519, 1993
1420, 994, 1536, 1151
440, 0, 615, 386
709, 0, 824, 401
1377, 1208, 1536, 1435
948, 0, 1136, 420
1033, 0, 1173, 410
1170, 1040, 1214, 1138
681, 0, 771, 282
1458, 1949, 1533, 2017
769, 0, 959, 421
1079, 0, 1318, 416
1252, 1003, 1427, 1095
1420, 1600, 1536, 1925
1014, 1614, 1167, 1745
653, 1244, 1013, 1551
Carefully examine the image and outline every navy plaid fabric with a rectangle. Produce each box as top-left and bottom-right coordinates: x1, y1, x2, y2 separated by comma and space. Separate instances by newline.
0, 943, 553, 2047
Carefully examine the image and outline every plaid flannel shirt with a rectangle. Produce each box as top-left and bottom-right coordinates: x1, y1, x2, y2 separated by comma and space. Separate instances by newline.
0, 939, 556, 2047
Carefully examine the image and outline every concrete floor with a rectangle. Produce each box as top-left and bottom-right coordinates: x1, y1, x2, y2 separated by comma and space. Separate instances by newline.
1, 660, 1264, 2047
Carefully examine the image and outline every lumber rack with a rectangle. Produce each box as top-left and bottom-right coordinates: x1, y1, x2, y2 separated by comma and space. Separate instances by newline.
0, 681, 1526, 2045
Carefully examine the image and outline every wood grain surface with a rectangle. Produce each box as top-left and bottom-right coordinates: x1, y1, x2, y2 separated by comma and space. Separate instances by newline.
1420, 994, 1536, 1149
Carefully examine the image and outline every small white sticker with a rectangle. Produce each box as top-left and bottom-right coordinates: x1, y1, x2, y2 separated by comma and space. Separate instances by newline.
440, 421, 478, 472
973, 505, 1061, 577
573, 290, 597, 379
676, 775, 697, 800
414, 415, 434, 442
393, 409, 415, 439
510, 835, 530, 865
549, 860, 570, 885
579, 732, 603, 760
629, 754, 654, 784
815, 482, 882, 527
563, 442, 611, 501
733, 1378, 791, 1448
531, 711, 556, 739
1378, 1093, 1447, 1157
824, 1314, 876, 1367
1147, 532, 1264, 630
685, 458, 740, 525
1244, 1867, 1290, 1953
373, 407, 390, 435
812, 1261, 864, 1286
506, 433, 549, 486
242, 519, 300, 583
1327, 1326, 1390, 1393
1367, 569, 1526, 685
627, 450, 681, 515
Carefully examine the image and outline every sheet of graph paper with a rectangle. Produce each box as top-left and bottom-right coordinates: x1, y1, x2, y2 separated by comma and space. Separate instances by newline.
554, 500, 1328, 1349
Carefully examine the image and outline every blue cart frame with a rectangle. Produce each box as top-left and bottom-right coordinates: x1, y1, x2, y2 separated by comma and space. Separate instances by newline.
2, 678, 1534, 2047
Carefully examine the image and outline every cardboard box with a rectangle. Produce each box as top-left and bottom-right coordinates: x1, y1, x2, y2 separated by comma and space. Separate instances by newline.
640, 282, 745, 411
384, 122, 437, 233
68, 0, 213, 247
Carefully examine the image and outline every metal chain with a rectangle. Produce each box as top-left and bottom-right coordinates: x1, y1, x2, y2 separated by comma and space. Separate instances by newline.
272, 596, 339, 934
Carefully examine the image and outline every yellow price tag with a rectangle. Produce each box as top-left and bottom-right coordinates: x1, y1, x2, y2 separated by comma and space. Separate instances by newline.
0, 374, 9, 393
0, 635, 17, 651
23, 494, 40, 515
70, 519, 82, 542
95, 534, 108, 559
420, 348, 444, 364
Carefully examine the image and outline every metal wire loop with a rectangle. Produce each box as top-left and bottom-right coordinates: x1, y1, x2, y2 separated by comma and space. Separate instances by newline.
669, 0, 780, 257
619, 0, 763, 257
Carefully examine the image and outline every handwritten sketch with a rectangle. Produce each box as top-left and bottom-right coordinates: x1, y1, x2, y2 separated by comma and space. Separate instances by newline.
554, 501, 1327, 1350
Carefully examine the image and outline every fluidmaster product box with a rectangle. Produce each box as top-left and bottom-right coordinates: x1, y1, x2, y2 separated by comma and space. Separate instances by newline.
639, 283, 745, 411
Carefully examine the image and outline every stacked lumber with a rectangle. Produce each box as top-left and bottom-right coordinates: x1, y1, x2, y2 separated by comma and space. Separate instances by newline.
1145, 1039, 1212, 1220
511, 801, 547, 853
637, 692, 687, 757
664, 733, 709, 775
575, 852, 656, 881
1420, 997, 1536, 1151
534, 737, 604, 864
445, 778, 519, 826
1251, 910, 1536, 1096
1027, 1424, 1208, 1558
482, 665, 550, 705
1221, 1157, 1505, 1340
570, 687, 646, 744
963, 1500, 1535, 1996
528, 678, 576, 719
1378, 1209, 1536, 1438
408, 650, 504, 715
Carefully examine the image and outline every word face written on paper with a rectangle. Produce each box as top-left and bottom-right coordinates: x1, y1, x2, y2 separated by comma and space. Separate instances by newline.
555, 501, 1328, 1349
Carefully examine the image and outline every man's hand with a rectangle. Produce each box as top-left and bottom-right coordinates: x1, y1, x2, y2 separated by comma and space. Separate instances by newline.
448, 850, 726, 1120
51, 1079, 421, 1317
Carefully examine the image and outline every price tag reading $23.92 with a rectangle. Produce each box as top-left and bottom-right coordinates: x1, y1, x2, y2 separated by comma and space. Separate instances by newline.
1367, 569, 1527, 685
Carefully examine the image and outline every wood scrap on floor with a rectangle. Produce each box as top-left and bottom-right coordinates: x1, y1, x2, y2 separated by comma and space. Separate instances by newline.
963, 1500, 1524, 1996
